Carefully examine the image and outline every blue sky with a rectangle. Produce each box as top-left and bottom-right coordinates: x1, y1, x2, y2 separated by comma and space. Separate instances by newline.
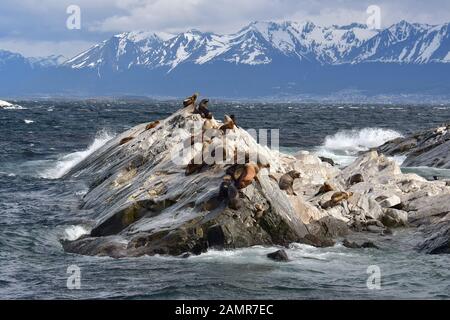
0, 0, 449, 58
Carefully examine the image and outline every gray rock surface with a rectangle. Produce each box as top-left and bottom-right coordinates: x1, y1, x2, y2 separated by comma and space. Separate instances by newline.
377, 123, 450, 168
61, 106, 450, 256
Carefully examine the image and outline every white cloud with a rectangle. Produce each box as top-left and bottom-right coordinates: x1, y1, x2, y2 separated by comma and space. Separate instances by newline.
1, 0, 450, 57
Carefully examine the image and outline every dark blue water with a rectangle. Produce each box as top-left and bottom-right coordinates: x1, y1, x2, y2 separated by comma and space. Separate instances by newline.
1, 100, 449, 299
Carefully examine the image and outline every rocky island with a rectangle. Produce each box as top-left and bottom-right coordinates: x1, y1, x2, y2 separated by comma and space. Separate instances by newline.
61, 101, 450, 257
378, 122, 450, 169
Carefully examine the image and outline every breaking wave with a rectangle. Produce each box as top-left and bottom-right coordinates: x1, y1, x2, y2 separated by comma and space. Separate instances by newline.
314, 128, 403, 166
62, 225, 90, 241
40, 130, 114, 179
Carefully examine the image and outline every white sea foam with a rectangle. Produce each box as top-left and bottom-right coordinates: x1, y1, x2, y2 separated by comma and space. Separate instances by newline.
0, 100, 27, 110
63, 225, 90, 241
40, 130, 114, 179
314, 128, 403, 166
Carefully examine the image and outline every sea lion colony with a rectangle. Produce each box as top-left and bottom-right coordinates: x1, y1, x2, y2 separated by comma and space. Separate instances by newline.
119, 93, 355, 214
178, 93, 352, 212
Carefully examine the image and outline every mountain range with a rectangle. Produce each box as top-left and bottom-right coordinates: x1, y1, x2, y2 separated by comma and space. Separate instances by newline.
1, 20, 450, 98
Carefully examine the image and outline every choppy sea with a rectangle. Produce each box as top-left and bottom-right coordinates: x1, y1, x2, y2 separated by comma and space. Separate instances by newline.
1, 100, 449, 299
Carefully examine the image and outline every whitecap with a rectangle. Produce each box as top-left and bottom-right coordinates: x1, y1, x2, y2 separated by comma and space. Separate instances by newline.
62, 225, 90, 241
40, 129, 115, 179
313, 128, 403, 166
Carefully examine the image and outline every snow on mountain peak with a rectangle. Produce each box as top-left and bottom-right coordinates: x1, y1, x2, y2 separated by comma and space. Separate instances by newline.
62, 20, 450, 72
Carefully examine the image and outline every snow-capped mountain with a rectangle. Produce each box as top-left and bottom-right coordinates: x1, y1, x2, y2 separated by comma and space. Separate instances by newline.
1, 20, 450, 97
29, 55, 67, 67
0, 49, 31, 69
63, 20, 450, 74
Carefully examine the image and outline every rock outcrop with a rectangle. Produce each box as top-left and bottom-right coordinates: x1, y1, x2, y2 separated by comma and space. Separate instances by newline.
377, 123, 450, 168
61, 105, 450, 257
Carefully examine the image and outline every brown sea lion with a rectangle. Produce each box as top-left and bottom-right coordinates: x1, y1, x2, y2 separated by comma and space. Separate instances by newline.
183, 93, 198, 108
331, 191, 353, 203
315, 182, 334, 197
145, 120, 160, 131
202, 115, 218, 131
119, 136, 134, 145
236, 163, 264, 189
279, 170, 301, 195
226, 164, 246, 181
219, 115, 235, 133
320, 191, 353, 209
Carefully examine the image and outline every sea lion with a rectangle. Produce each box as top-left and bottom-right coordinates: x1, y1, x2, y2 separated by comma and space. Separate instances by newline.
347, 173, 364, 186
119, 136, 134, 145
321, 191, 353, 209
202, 114, 219, 131
230, 114, 238, 128
197, 99, 211, 118
236, 163, 265, 189
145, 120, 160, 131
331, 191, 353, 203
219, 115, 235, 133
278, 170, 301, 195
219, 175, 233, 198
217, 175, 241, 210
183, 93, 198, 108
226, 164, 246, 181
315, 182, 334, 197
227, 183, 241, 210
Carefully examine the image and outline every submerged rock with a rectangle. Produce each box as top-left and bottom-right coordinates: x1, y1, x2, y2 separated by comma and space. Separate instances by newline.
343, 239, 379, 249
267, 249, 289, 262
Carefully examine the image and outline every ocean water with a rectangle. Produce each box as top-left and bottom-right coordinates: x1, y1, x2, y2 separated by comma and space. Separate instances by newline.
1, 100, 450, 299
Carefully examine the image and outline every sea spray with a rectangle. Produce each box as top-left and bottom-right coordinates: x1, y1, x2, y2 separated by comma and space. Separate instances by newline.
314, 128, 403, 166
63, 225, 90, 241
40, 129, 115, 179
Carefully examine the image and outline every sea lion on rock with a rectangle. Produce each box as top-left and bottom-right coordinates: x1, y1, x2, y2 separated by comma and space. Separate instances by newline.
145, 120, 160, 131
348, 173, 364, 186
202, 114, 219, 131
254, 203, 265, 219
183, 93, 198, 108
119, 136, 134, 145
226, 164, 246, 181
197, 99, 211, 118
315, 182, 334, 197
321, 191, 353, 209
230, 114, 238, 128
227, 182, 241, 210
236, 163, 267, 189
331, 191, 353, 203
217, 175, 241, 210
219, 115, 235, 133
279, 170, 301, 195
